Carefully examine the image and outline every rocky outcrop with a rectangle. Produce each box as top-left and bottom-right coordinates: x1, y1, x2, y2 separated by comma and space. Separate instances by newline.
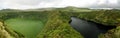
0, 22, 12, 38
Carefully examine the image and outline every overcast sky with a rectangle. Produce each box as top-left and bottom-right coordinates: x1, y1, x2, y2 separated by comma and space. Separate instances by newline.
0, 0, 120, 9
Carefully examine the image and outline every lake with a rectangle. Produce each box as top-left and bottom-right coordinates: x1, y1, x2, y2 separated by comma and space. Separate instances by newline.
70, 17, 116, 38
5, 18, 44, 38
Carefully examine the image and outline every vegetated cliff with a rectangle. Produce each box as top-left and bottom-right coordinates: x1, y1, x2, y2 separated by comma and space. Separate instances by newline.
0, 21, 12, 38
37, 10, 83, 38
0, 21, 22, 38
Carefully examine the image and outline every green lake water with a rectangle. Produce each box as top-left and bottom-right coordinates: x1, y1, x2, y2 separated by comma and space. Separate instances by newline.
5, 18, 44, 38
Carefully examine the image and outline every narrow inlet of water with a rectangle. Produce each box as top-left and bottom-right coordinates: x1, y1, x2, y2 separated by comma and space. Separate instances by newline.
70, 17, 116, 38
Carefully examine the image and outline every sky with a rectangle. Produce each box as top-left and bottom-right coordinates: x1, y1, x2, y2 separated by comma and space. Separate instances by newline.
0, 0, 120, 9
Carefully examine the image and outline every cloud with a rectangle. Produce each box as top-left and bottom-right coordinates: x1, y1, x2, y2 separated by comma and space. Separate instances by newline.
89, 0, 120, 8
0, 0, 62, 9
0, 0, 120, 9
4, 0, 60, 5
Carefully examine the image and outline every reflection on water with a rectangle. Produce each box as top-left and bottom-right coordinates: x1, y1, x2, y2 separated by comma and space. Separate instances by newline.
70, 17, 116, 38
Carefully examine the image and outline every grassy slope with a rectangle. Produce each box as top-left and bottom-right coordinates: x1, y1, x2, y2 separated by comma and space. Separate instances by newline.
37, 10, 83, 38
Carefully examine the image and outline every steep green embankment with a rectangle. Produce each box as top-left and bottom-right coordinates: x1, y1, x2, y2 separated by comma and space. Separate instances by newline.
37, 10, 83, 38
0, 22, 13, 38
